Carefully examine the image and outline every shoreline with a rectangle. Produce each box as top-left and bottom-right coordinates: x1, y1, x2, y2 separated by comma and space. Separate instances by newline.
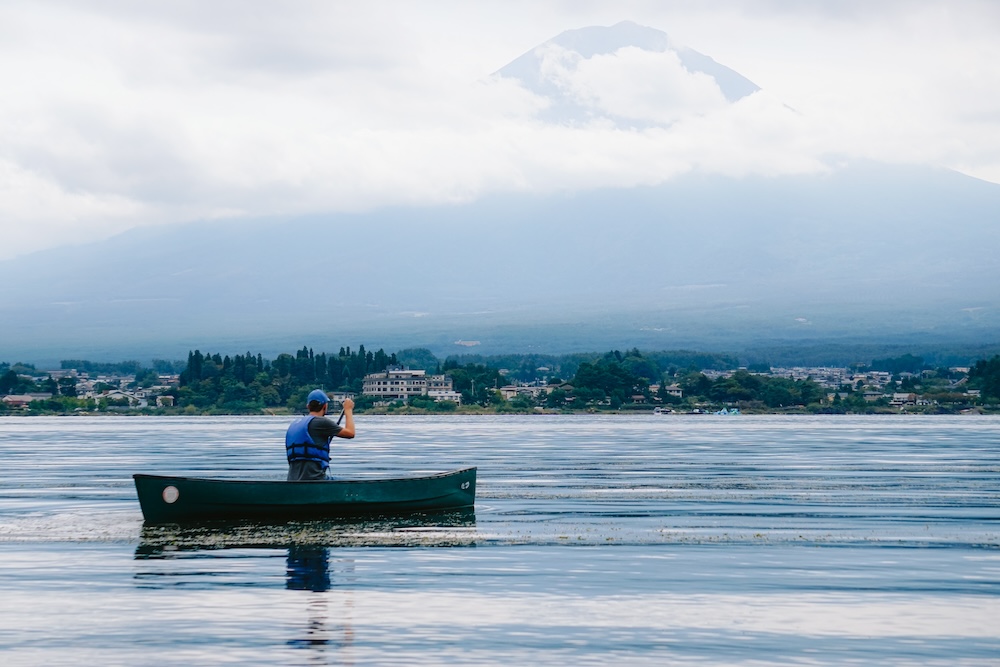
1, 406, 995, 417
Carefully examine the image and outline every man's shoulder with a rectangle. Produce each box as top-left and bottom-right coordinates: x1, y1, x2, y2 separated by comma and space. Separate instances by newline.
287, 415, 309, 429
309, 416, 341, 434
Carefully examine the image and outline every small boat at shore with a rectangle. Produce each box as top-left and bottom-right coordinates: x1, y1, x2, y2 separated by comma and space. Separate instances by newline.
133, 467, 476, 524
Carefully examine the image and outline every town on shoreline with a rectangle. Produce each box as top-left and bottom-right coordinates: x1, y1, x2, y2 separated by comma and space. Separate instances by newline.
3, 346, 998, 417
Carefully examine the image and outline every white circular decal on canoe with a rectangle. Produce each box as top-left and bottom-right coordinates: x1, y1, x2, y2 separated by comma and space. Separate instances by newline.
162, 486, 180, 504
461, 481, 470, 490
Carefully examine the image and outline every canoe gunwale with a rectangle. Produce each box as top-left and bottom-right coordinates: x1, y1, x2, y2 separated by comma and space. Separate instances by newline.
133, 466, 476, 487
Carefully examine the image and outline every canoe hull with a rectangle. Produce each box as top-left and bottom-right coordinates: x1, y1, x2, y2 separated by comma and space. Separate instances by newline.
134, 467, 476, 524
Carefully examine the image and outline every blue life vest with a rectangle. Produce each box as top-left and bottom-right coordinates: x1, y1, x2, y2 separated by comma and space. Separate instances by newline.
285, 417, 330, 467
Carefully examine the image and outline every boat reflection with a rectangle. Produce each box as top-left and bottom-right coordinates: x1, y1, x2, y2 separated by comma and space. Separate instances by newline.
134, 508, 476, 556
133, 510, 474, 663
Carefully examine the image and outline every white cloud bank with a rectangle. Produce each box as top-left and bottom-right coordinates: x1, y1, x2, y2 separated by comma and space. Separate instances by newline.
535, 44, 730, 123
0, 0, 998, 259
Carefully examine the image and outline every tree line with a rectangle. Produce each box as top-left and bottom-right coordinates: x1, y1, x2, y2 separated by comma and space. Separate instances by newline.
2, 350, 999, 415
176, 346, 399, 411
531, 349, 829, 411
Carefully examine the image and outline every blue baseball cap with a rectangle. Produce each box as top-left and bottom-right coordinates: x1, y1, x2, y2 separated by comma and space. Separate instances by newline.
306, 389, 331, 406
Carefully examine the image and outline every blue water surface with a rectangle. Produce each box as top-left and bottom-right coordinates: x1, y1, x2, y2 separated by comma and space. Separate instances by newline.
0, 415, 998, 665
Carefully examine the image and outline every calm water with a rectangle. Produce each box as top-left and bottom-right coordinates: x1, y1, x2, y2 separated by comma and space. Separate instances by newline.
0, 415, 998, 665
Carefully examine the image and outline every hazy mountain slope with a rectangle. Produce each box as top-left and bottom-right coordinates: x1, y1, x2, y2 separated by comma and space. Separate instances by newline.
0, 163, 997, 362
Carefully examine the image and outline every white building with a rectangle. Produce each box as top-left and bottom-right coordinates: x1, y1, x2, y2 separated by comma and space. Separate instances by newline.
427, 389, 463, 404
362, 367, 458, 403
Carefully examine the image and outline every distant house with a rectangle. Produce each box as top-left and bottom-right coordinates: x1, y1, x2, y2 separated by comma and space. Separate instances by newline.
2, 393, 53, 408
103, 390, 138, 406
330, 392, 356, 404
890, 393, 917, 407
499, 384, 549, 401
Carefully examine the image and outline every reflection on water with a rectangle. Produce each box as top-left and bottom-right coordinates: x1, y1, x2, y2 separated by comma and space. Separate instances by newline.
285, 547, 355, 662
135, 508, 477, 556
134, 512, 474, 664
286, 546, 333, 592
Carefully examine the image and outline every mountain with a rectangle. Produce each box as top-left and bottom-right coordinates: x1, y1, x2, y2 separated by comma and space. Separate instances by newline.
494, 21, 759, 126
1, 162, 998, 364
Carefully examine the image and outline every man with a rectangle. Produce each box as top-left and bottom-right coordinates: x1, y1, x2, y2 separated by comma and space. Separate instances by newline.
285, 389, 355, 481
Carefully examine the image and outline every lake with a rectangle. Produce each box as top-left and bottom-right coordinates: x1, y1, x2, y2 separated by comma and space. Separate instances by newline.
1, 415, 998, 665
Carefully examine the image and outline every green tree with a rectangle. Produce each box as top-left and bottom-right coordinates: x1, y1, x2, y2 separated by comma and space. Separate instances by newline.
679, 372, 712, 398
510, 394, 535, 411
871, 354, 925, 375
571, 356, 647, 400
0, 370, 18, 394
57, 376, 78, 397
968, 355, 1000, 400
545, 388, 568, 408
442, 362, 506, 405
709, 370, 761, 403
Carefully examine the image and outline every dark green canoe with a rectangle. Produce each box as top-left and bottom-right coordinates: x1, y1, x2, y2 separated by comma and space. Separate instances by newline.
133, 467, 476, 524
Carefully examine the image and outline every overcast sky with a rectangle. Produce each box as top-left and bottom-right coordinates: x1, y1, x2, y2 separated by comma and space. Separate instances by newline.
2, 0, 998, 260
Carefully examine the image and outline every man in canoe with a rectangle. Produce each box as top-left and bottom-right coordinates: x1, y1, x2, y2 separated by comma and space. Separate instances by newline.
285, 389, 355, 481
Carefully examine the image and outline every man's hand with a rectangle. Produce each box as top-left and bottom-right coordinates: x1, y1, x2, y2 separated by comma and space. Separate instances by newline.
337, 398, 356, 439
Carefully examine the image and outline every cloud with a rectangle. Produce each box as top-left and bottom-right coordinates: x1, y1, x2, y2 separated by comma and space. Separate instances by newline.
0, 158, 146, 255
0, 1, 998, 260
535, 44, 729, 124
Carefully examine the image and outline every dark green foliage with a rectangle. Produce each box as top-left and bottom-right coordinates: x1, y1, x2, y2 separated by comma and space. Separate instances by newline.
407, 394, 459, 412
447, 349, 740, 384
0, 370, 18, 394
447, 353, 580, 383
57, 376, 78, 397
152, 359, 186, 374
60, 359, 143, 375
554, 352, 827, 410
968, 355, 1000, 400
571, 352, 649, 405
708, 370, 762, 403
679, 372, 712, 397
871, 354, 926, 375
441, 361, 506, 405
31, 396, 87, 412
